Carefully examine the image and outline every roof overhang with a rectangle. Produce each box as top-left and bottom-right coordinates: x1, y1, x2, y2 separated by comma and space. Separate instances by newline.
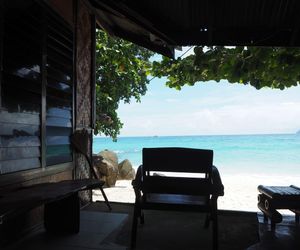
89, 0, 176, 58
89, 0, 300, 57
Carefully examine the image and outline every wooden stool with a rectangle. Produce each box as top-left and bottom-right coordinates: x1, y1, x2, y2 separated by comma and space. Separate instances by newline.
257, 185, 300, 230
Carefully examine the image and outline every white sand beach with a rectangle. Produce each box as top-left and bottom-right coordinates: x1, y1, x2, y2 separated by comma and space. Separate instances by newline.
93, 173, 300, 213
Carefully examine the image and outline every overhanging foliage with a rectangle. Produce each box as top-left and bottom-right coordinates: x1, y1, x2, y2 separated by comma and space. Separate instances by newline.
152, 46, 300, 90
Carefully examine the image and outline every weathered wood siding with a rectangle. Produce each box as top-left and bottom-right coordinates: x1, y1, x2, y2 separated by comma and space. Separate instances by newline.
0, 0, 74, 175
45, 8, 74, 167
0, 0, 97, 243
0, 2, 42, 174
0, 0, 76, 244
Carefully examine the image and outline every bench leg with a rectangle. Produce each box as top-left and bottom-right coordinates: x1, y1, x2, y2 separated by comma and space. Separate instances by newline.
271, 221, 276, 231
99, 187, 112, 211
131, 203, 140, 249
296, 214, 299, 224
263, 213, 268, 222
257, 201, 282, 231
211, 199, 218, 250
212, 214, 218, 250
140, 211, 144, 224
204, 213, 210, 228
44, 193, 80, 234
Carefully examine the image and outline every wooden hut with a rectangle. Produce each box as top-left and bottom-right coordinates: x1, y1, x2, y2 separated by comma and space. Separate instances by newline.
1, 0, 300, 245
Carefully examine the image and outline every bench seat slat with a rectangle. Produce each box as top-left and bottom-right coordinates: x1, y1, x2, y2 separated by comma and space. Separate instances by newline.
258, 185, 300, 200
142, 176, 213, 195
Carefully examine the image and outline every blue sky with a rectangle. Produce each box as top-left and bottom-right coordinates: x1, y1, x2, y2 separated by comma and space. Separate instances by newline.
116, 48, 300, 137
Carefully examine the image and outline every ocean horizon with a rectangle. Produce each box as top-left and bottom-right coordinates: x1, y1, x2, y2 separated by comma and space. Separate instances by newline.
93, 133, 300, 176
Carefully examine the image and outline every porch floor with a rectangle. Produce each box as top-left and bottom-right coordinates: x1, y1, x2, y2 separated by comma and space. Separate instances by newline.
3, 202, 300, 250
248, 213, 300, 249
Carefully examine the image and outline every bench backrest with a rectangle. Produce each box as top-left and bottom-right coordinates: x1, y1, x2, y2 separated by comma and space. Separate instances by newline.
142, 147, 213, 174
141, 147, 214, 195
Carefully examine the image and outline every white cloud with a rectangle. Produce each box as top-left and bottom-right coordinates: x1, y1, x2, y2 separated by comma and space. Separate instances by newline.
117, 79, 300, 136
119, 101, 300, 136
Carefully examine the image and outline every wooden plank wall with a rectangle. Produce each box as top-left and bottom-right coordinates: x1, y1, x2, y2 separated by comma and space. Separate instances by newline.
0, 1, 76, 244
0, 2, 42, 174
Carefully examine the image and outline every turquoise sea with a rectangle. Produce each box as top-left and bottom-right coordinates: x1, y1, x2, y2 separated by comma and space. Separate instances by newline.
93, 134, 300, 176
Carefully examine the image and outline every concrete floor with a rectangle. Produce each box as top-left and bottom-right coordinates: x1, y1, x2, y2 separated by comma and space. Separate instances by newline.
248, 213, 300, 250
4, 211, 128, 250
3, 204, 300, 250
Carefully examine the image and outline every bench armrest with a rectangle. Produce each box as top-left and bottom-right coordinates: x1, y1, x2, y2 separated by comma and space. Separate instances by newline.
211, 165, 224, 196
132, 165, 143, 200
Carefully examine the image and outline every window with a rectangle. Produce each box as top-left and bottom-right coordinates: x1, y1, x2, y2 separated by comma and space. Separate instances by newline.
0, 1, 74, 175
45, 8, 73, 166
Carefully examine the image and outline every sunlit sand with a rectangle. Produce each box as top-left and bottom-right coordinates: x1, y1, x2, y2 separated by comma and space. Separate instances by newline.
93, 173, 300, 214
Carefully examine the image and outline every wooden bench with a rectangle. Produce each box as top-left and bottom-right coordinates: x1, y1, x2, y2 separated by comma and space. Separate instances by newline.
131, 147, 224, 250
257, 185, 300, 229
0, 179, 105, 235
